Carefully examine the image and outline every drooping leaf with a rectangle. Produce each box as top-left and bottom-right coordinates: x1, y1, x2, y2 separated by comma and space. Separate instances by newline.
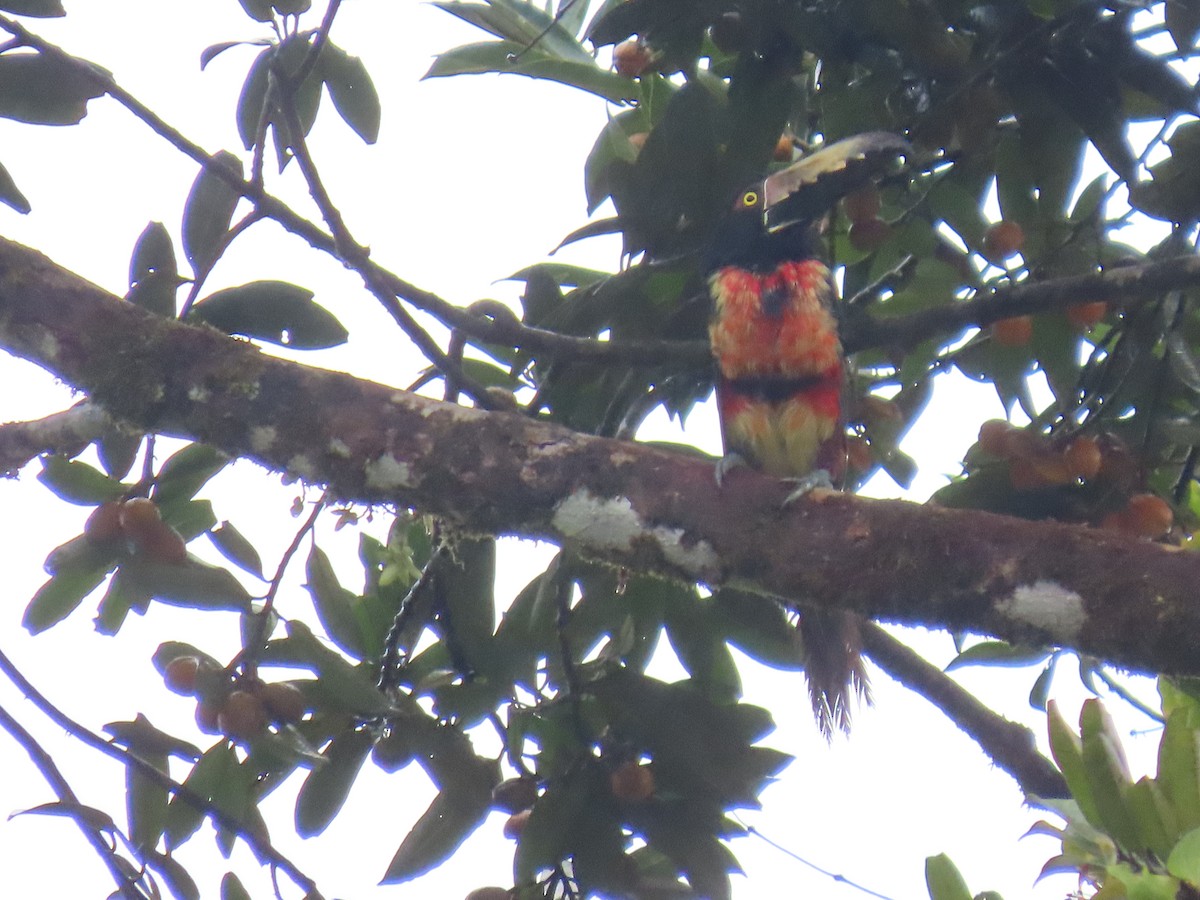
23, 563, 110, 634
237, 0, 274, 20
181, 151, 243, 275
925, 853, 973, 900
208, 522, 265, 578
220, 872, 252, 900
37, 455, 126, 505
294, 726, 373, 837
0, 158, 30, 213
190, 280, 348, 349
119, 554, 252, 613
380, 785, 493, 883
304, 544, 369, 659
152, 443, 229, 507
0, 53, 106, 124
945, 640, 1051, 670
236, 48, 272, 150
0, 0, 65, 15
319, 43, 380, 144
424, 40, 636, 104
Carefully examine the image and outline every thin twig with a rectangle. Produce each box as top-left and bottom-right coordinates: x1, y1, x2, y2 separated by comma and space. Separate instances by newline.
0, 643, 324, 897
0, 701, 149, 899
859, 622, 1068, 798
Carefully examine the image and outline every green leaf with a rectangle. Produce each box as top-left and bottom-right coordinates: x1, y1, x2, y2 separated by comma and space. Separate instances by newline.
238, 0, 274, 20
380, 785, 493, 883
126, 747, 169, 852
0, 53, 106, 124
305, 544, 369, 658
924, 853, 973, 900
97, 428, 141, 479
1128, 777, 1177, 861
945, 640, 1051, 671
236, 48, 272, 149
438, 538, 497, 681
1158, 712, 1200, 833
152, 443, 228, 508
165, 743, 237, 850
181, 151, 242, 275
1047, 700, 1103, 829
10, 801, 117, 833
1080, 699, 1140, 851
424, 41, 636, 104
262, 621, 393, 715
126, 221, 181, 317
207, 522, 265, 578
190, 280, 348, 349
23, 564, 109, 634
119, 554, 252, 613
1167, 0, 1200, 52
433, 0, 593, 62
294, 726, 373, 837
220, 873, 252, 900
0, 0, 66, 15
0, 158, 30, 213
37, 455, 126, 505
319, 43, 380, 144
1168, 826, 1200, 885
145, 849, 200, 900
94, 569, 152, 635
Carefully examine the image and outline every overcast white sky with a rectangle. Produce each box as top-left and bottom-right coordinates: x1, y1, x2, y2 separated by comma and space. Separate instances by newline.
0, 2, 1167, 899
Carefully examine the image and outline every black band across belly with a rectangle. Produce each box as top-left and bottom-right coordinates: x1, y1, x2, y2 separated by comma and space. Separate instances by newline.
722, 373, 830, 403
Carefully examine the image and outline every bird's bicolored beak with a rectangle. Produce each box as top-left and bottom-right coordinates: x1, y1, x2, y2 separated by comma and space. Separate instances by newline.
762, 132, 911, 233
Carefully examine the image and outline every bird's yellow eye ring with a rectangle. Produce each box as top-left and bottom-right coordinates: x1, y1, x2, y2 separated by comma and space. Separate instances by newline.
741, 190, 759, 207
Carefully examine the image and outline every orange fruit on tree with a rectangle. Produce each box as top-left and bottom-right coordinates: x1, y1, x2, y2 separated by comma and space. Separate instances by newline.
1062, 435, 1102, 481
981, 220, 1024, 263
848, 217, 891, 252
503, 809, 531, 840
218, 689, 268, 740
1066, 301, 1107, 329
841, 185, 882, 223
1123, 493, 1173, 538
977, 419, 1017, 457
613, 39, 652, 78
992, 316, 1033, 346
164, 656, 200, 695
610, 761, 655, 802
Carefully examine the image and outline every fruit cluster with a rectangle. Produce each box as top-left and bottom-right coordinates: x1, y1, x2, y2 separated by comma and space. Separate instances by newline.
163, 654, 307, 742
975, 420, 1173, 537
982, 219, 1108, 344
85, 497, 187, 563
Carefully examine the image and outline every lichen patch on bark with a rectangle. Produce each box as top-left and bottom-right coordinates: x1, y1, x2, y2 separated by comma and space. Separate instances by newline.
996, 580, 1086, 642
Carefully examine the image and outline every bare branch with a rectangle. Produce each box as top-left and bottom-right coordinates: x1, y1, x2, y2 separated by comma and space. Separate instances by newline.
0, 641, 325, 898
3, 236, 1200, 681
0, 700, 149, 900
859, 623, 1067, 798
0, 402, 115, 474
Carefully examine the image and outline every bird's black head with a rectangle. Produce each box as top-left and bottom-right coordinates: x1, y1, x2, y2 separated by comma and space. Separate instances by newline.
705, 132, 911, 274
705, 184, 822, 273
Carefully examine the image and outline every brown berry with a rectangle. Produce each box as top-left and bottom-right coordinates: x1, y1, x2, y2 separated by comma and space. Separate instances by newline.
841, 185, 882, 224
84, 501, 125, 547
119, 497, 161, 531
848, 217, 891, 253
977, 419, 1017, 458
260, 681, 306, 724
503, 809, 531, 840
1123, 493, 1173, 538
140, 519, 188, 564
992, 316, 1033, 346
981, 220, 1025, 263
613, 40, 652, 78
164, 656, 200, 695
609, 761, 655, 802
492, 776, 539, 814
195, 699, 222, 735
1066, 301, 1107, 329
772, 134, 794, 162
846, 435, 873, 472
1063, 436, 1102, 481
218, 690, 267, 740
1009, 454, 1071, 491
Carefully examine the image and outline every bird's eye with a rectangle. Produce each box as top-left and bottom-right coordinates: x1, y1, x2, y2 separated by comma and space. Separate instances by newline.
741, 190, 759, 207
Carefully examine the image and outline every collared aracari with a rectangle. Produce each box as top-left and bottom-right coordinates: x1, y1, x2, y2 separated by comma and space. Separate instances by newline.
706, 132, 908, 736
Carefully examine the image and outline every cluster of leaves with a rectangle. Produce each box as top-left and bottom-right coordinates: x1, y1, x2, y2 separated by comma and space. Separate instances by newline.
1031, 686, 1200, 900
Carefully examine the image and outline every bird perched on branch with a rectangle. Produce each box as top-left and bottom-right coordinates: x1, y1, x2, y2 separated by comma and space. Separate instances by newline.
706, 132, 909, 736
